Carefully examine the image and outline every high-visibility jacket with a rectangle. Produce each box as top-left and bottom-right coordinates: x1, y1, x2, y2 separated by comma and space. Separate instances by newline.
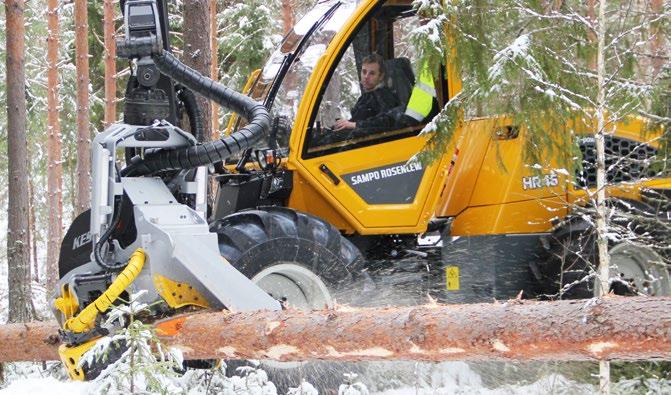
404, 62, 437, 122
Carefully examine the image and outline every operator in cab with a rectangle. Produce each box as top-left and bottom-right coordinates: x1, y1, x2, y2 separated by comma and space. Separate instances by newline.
333, 54, 400, 133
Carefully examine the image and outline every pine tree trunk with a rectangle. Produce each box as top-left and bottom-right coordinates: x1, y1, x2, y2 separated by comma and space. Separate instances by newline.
74, 0, 91, 215
210, 0, 219, 139
103, 0, 117, 128
46, 0, 63, 294
281, 0, 294, 35
28, 178, 38, 283
184, 0, 212, 141
5, 0, 34, 324
68, 151, 76, 223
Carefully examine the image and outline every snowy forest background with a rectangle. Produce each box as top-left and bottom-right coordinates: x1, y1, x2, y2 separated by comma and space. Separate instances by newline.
1, 0, 671, 393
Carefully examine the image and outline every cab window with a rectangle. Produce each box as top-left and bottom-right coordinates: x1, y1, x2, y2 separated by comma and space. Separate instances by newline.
303, 1, 444, 158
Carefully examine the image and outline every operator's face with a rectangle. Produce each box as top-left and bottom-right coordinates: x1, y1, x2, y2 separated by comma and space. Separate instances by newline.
361, 62, 383, 92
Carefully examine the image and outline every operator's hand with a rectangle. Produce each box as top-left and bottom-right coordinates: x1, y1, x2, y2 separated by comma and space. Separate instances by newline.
334, 119, 356, 131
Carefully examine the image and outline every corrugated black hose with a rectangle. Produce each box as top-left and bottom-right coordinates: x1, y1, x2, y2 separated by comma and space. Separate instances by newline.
121, 51, 271, 176
177, 86, 205, 143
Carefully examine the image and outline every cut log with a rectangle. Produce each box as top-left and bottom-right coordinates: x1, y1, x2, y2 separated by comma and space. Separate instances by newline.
0, 321, 60, 362
156, 296, 671, 362
1, 297, 670, 363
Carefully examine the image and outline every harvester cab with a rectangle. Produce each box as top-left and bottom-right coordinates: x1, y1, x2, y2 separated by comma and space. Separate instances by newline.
224, 0, 671, 302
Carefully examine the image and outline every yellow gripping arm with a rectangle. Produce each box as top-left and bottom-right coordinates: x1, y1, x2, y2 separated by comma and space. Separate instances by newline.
64, 248, 146, 333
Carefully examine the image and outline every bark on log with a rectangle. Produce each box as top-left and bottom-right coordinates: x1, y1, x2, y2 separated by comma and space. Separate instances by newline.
0, 321, 60, 362
2, 297, 670, 363
155, 296, 671, 362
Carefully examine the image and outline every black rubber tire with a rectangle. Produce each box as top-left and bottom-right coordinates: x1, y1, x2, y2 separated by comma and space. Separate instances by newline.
538, 217, 598, 299
210, 206, 372, 392
539, 215, 671, 299
210, 206, 370, 304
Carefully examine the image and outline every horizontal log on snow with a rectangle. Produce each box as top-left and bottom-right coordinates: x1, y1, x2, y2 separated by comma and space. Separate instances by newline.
157, 296, 671, 362
0, 296, 670, 363
0, 321, 61, 362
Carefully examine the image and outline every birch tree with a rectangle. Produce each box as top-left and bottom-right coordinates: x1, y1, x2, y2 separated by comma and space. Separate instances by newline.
5, 0, 33, 323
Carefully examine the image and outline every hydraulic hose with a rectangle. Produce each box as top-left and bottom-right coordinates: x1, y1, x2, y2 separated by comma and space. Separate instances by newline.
94, 196, 126, 270
177, 86, 205, 142
121, 51, 271, 176
63, 249, 146, 333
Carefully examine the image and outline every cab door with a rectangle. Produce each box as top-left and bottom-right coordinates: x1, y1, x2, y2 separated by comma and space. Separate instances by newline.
289, 0, 451, 235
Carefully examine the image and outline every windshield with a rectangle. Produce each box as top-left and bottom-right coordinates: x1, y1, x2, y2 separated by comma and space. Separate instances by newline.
243, 0, 359, 148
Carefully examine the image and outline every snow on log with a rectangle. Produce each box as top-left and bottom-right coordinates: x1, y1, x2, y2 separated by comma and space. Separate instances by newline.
1, 296, 670, 363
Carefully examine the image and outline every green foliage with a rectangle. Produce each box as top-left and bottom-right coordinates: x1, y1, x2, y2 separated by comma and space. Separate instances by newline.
412, 0, 671, 167
216, 0, 282, 90
84, 295, 184, 394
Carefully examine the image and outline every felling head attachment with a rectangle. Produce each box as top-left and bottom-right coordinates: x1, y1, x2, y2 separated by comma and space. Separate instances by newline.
52, 0, 281, 380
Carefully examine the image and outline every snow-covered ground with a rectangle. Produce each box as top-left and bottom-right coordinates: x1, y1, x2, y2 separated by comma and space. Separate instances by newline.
2, 360, 669, 394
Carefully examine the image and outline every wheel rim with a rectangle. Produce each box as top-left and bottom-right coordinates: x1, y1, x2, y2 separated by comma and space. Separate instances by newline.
252, 262, 335, 310
598, 243, 671, 296
251, 263, 334, 370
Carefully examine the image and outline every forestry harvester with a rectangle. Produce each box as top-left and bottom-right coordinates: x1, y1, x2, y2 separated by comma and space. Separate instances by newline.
52, 0, 671, 379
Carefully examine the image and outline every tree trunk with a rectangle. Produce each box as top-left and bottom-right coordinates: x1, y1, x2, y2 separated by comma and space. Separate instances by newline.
585, 0, 597, 71
649, 0, 665, 77
595, 0, 610, 392
74, 0, 91, 215
2, 297, 670, 363
5, 0, 34, 323
210, 0, 219, 139
28, 177, 38, 283
594, 0, 609, 302
103, 0, 117, 128
46, 0, 63, 293
184, 0, 212, 141
281, 0, 294, 35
